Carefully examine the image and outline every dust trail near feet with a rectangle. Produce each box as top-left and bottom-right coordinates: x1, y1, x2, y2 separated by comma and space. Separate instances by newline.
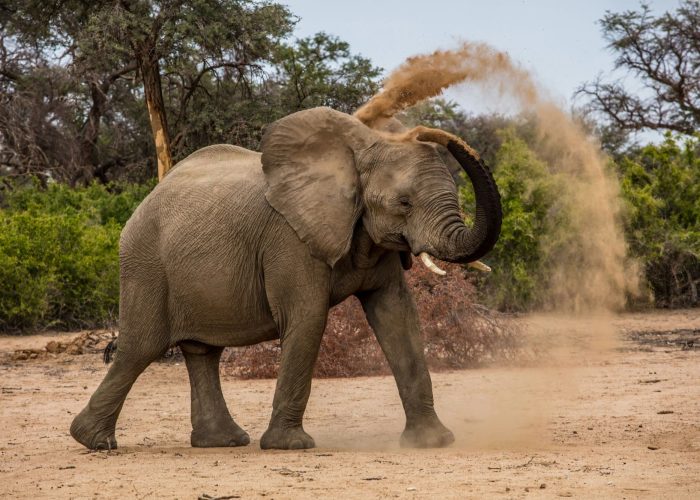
356, 42, 641, 449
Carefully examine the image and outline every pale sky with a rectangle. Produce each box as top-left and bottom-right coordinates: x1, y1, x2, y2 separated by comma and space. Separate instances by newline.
282, 0, 680, 115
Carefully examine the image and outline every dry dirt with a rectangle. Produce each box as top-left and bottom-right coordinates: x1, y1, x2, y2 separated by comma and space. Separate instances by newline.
1, 310, 699, 499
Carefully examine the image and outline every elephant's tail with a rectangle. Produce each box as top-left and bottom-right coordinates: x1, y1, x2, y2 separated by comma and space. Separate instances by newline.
103, 338, 117, 364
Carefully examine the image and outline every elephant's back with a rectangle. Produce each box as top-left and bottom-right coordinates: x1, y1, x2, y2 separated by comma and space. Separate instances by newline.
169, 144, 261, 174
125, 143, 272, 252
129, 144, 267, 223
164, 144, 263, 187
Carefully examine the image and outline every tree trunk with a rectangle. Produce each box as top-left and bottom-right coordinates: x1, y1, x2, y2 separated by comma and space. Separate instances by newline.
74, 64, 137, 185
139, 54, 172, 181
81, 81, 105, 166
69, 80, 108, 186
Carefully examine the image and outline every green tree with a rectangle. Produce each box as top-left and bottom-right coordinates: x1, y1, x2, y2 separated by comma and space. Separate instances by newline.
85, 0, 295, 179
2, 0, 295, 181
171, 32, 382, 156
273, 32, 381, 113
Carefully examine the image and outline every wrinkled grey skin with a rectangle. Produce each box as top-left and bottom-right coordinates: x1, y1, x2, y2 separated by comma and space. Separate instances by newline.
70, 107, 501, 451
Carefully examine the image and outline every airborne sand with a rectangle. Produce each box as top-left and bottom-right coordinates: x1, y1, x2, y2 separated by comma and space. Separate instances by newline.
356, 41, 639, 316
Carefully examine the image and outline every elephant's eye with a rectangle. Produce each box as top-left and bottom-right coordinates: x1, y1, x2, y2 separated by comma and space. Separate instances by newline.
398, 196, 412, 209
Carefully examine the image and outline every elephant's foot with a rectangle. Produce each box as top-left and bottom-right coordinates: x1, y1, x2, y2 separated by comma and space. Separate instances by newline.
70, 407, 118, 450
260, 426, 315, 450
191, 419, 250, 448
400, 418, 455, 448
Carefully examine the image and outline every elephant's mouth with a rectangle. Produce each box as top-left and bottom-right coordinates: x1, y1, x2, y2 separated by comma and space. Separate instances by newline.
380, 232, 412, 252
398, 234, 449, 275
394, 234, 492, 276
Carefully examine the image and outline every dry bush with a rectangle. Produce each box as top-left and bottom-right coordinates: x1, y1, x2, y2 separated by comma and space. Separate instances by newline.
223, 260, 523, 379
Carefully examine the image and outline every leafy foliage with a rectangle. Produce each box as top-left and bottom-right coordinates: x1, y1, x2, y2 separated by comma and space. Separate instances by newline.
172, 32, 381, 158
273, 32, 381, 113
456, 120, 700, 310
617, 135, 700, 307
459, 129, 565, 311
0, 181, 152, 330
2, 179, 155, 225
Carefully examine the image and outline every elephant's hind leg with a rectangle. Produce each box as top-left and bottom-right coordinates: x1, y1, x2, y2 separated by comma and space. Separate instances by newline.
181, 341, 250, 447
71, 267, 170, 450
70, 344, 165, 450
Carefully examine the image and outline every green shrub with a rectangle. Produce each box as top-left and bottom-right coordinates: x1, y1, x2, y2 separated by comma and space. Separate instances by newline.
461, 130, 700, 311
0, 180, 151, 331
617, 135, 700, 307
2, 179, 155, 225
460, 129, 565, 311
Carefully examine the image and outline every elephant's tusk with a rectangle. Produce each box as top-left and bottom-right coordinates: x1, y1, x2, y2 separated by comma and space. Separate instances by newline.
467, 260, 492, 272
419, 252, 446, 276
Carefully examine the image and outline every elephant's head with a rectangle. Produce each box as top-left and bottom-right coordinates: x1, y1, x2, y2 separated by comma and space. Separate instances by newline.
261, 107, 501, 271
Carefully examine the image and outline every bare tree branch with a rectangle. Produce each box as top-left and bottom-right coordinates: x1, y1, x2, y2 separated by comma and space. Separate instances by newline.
577, 1, 700, 136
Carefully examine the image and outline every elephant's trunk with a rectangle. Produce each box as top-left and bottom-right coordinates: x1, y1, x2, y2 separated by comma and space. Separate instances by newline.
411, 127, 502, 264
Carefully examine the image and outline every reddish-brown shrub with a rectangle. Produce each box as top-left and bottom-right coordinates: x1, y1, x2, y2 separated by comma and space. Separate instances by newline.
222, 260, 522, 379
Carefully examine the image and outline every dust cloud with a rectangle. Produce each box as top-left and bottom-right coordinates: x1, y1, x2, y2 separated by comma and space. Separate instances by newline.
356, 42, 642, 449
356, 41, 639, 320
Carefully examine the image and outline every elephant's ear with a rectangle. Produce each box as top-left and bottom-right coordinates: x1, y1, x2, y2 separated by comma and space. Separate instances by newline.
261, 107, 377, 267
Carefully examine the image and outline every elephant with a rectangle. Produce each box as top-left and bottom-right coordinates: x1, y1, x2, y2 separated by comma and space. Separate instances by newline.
70, 106, 502, 451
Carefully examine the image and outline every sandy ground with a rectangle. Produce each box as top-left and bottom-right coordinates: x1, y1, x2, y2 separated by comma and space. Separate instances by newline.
1, 310, 699, 499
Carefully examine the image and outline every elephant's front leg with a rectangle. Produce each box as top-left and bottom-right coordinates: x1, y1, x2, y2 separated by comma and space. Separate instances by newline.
358, 267, 455, 448
260, 260, 330, 450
